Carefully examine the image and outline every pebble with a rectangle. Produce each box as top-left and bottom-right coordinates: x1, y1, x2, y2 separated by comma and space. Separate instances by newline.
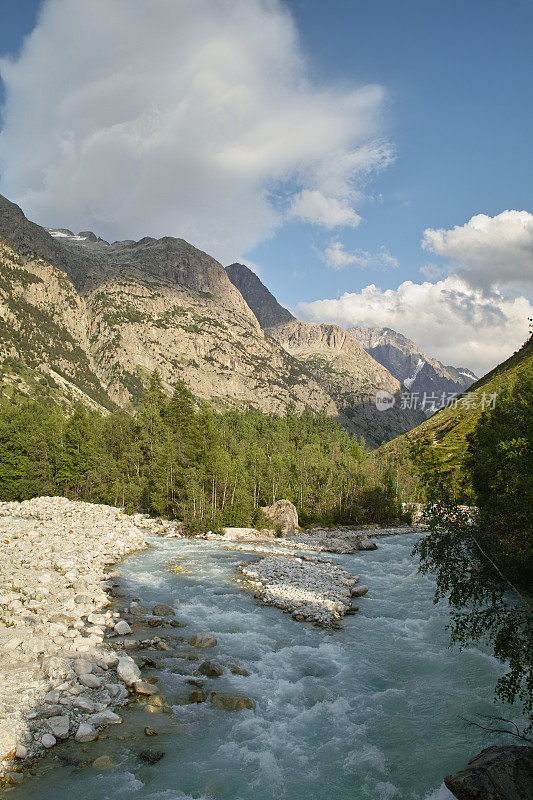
0, 496, 145, 777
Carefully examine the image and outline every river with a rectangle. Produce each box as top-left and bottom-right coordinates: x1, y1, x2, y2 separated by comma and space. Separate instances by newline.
9, 532, 512, 800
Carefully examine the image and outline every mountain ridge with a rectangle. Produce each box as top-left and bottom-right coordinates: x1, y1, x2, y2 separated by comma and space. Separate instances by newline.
0, 196, 422, 445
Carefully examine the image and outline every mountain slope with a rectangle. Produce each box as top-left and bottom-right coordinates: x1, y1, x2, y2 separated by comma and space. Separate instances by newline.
350, 325, 476, 410
0, 195, 424, 445
226, 263, 425, 444
379, 335, 533, 474
0, 195, 338, 416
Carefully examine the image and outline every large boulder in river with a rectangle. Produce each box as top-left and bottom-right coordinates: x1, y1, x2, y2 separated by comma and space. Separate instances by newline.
444, 745, 533, 800
261, 499, 298, 535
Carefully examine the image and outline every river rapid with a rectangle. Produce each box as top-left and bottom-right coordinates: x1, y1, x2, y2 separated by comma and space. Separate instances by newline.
8, 532, 512, 800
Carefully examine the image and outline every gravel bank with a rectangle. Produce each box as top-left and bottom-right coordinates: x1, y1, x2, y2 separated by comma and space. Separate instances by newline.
0, 497, 148, 782
238, 554, 358, 626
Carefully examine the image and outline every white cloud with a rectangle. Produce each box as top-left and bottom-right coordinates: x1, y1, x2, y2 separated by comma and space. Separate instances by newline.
288, 189, 361, 228
320, 241, 399, 270
422, 210, 533, 293
0, 0, 390, 263
297, 276, 533, 376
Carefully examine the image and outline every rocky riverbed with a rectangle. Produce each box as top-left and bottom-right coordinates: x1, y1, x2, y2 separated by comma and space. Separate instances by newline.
0, 497, 152, 781
238, 553, 360, 626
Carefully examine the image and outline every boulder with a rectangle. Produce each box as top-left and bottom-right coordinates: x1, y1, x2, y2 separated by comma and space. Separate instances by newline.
74, 723, 97, 743
444, 745, 533, 800
117, 655, 141, 686
47, 715, 70, 740
196, 660, 224, 678
210, 692, 254, 711
133, 681, 159, 696
152, 604, 175, 616
188, 689, 207, 704
261, 499, 298, 535
88, 710, 122, 727
228, 663, 250, 676
351, 585, 369, 597
41, 734, 56, 748
92, 755, 115, 770
189, 632, 217, 648
139, 749, 165, 764
114, 620, 132, 635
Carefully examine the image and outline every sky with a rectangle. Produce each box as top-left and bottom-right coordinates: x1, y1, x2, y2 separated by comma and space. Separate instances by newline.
0, 0, 532, 376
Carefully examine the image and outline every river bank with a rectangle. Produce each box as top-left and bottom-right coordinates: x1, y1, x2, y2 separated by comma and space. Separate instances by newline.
1, 498, 370, 783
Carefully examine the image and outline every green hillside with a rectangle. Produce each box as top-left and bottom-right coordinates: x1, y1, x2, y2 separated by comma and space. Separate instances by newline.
376, 335, 533, 492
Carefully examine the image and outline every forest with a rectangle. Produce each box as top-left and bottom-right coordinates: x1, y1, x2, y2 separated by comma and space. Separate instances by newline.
0, 370, 404, 531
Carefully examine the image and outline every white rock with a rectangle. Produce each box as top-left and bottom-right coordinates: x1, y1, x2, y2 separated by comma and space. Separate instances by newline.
78, 674, 103, 689
114, 620, 132, 635
87, 710, 122, 727
116, 656, 141, 686
73, 658, 93, 676
47, 715, 70, 740
74, 723, 97, 742
41, 734, 56, 748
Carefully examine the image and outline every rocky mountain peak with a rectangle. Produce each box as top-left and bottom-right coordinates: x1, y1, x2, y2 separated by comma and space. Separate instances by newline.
226, 262, 295, 329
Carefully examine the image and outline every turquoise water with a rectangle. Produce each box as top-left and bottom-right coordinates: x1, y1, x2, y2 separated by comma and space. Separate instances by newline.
9, 533, 513, 800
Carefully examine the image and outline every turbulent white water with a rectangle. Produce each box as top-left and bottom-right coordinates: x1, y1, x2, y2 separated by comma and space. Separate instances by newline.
11, 533, 514, 800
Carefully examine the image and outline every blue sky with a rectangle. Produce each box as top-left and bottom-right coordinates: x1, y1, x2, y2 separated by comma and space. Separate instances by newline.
0, 0, 531, 374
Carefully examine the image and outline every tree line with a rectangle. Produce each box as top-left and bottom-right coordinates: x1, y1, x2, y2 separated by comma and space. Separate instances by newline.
0, 371, 402, 530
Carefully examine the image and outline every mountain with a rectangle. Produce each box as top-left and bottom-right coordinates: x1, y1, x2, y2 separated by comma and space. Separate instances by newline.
378, 335, 533, 476
226, 263, 295, 329
350, 326, 476, 411
226, 263, 425, 443
0, 195, 422, 445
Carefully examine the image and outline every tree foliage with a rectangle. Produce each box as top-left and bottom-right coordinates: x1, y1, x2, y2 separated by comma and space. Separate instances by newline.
0, 372, 403, 530
412, 364, 533, 731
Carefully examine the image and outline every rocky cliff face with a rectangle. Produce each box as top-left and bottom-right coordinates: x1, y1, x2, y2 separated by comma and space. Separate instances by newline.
227, 263, 425, 443
350, 325, 476, 410
0, 194, 422, 445
0, 195, 335, 417
226, 263, 295, 329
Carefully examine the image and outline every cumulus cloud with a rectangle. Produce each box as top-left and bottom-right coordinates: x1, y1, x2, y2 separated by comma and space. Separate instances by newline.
288, 190, 361, 228
422, 210, 533, 293
297, 276, 533, 376
320, 241, 399, 270
0, 0, 390, 263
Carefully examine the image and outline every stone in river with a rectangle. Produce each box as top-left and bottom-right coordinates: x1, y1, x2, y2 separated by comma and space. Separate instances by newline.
152, 604, 175, 616
133, 680, 159, 696
117, 655, 141, 685
41, 734, 56, 748
88, 710, 122, 727
144, 727, 158, 736
188, 632, 217, 648
444, 745, 533, 800
196, 660, 224, 677
74, 723, 97, 743
187, 689, 207, 704
210, 692, 253, 711
114, 620, 132, 635
228, 663, 249, 676
92, 755, 115, 770
351, 585, 369, 597
139, 749, 165, 764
